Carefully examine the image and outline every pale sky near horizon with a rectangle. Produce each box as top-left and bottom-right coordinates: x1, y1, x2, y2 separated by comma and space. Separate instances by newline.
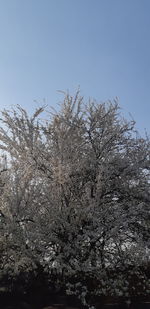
0, 0, 150, 134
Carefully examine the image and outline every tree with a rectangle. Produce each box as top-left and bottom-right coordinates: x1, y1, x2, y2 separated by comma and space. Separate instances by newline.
0, 92, 150, 305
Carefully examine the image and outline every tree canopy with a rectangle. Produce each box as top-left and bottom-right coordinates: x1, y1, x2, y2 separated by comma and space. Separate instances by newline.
0, 92, 150, 306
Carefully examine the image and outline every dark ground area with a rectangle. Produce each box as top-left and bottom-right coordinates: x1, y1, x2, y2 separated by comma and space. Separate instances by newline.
0, 290, 150, 309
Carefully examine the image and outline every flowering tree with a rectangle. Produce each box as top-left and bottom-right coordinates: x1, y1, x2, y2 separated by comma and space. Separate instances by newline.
0, 92, 150, 305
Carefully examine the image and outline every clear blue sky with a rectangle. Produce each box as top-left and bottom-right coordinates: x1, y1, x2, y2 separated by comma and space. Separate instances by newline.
0, 0, 150, 134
